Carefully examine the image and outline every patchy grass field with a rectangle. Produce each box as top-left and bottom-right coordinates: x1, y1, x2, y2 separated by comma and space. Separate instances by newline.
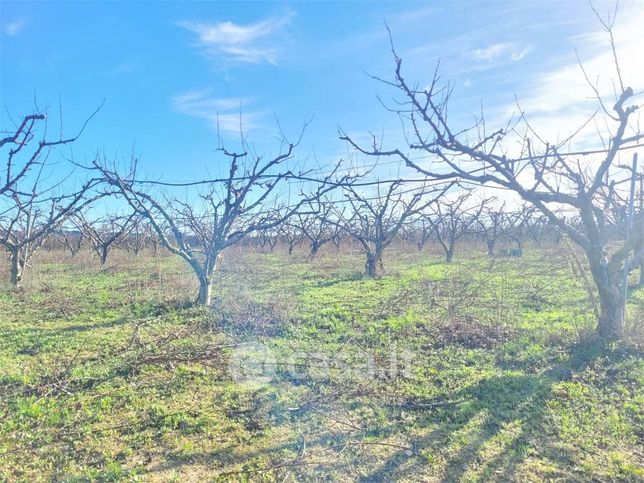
0, 245, 642, 481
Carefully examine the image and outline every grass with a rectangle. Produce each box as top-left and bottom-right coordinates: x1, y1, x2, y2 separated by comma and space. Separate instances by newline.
0, 244, 642, 481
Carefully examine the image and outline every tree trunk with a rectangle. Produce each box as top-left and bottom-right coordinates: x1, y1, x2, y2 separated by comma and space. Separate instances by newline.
588, 251, 624, 341
9, 250, 23, 287
288, 244, 294, 255
445, 248, 454, 263
197, 275, 213, 306
365, 249, 383, 277
596, 281, 624, 340
195, 252, 224, 306
486, 239, 495, 256
417, 236, 428, 252
99, 245, 109, 265
309, 242, 320, 257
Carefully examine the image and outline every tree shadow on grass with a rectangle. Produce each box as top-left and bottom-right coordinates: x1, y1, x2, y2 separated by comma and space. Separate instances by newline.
124, 338, 640, 481
359, 339, 640, 482
15, 337, 636, 481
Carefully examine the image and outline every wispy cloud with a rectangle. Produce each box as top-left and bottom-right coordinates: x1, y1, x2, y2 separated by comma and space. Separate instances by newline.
500, 5, 644, 147
3, 20, 25, 36
470, 42, 529, 62
178, 10, 293, 65
172, 89, 263, 134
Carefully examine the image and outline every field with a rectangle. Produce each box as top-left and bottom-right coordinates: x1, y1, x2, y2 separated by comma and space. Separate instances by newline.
0, 244, 643, 482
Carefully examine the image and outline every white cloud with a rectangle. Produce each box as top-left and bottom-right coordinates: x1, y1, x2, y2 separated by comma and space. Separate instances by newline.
502, 5, 644, 148
510, 48, 529, 61
172, 89, 262, 134
470, 42, 529, 62
3, 20, 24, 36
178, 10, 293, 65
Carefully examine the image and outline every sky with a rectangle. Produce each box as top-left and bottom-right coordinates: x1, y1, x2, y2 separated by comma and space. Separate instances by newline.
1, 0, 643, 188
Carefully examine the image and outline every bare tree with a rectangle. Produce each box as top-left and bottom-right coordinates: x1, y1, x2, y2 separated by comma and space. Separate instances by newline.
338, 181, 450, 276
340, 18, 643, 339
258, 227, 279, 253
425, 191, 483, 263
476, 202, 505, 256
143, 220, 162, 256
405, 215, 433, 252
504, 206, 534, 255
121, 216, 149, 256
0, 107, 103, 285
296, 201, 337, 257
0, 182, 102, 286
60, 226, 84, 258
525, 213, 549, 248
95, 140, 342, 305
278, 221, 304, 255
72, 211, 135, 265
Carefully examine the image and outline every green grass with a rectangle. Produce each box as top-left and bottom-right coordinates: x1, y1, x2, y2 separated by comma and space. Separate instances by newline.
0, 246, 642, 481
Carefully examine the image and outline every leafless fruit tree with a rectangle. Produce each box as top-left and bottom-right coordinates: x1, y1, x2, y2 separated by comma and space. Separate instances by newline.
338, 180, 452, 276
476, 202, 506, 256
278, 221, 304, 255
95, 139, 343, 305
504, 205, 534, 255
0, 108, 103, 286
72, 211, 136, 265
59, 227, 84, 258
424, 191, 484, 263
0, 183, 103, 285
340, 19, 643, 340
404, 214, 434, 252
258, 227, 279, 252
296, 201, 339, 257
120, 216, 150, 256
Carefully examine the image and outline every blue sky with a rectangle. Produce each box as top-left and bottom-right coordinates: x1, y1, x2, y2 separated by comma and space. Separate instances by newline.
1, 0, 642, 184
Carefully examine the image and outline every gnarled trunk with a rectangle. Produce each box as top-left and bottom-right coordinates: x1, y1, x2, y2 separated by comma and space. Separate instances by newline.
309, 242, 320, 257
587, 249, 624, 341
365, 249, 383, 277
596, 281, 624, 340
99, 245, 110, 265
